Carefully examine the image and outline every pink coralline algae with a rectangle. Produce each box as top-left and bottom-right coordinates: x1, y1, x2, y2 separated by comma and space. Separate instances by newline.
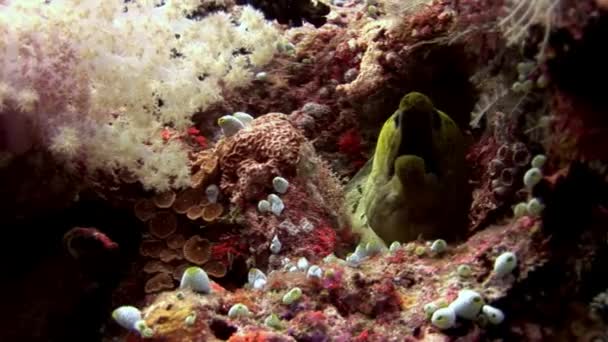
239, 172, 342, 263
219, 113, 306, 206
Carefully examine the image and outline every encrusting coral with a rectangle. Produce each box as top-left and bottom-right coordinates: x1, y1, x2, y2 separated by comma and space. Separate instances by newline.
218, 113, 306, 205
214, 112, 349, 261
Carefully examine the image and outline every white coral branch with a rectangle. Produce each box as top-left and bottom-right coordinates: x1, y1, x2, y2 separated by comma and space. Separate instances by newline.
498, 0, 561, 54
470, 84, 509, 128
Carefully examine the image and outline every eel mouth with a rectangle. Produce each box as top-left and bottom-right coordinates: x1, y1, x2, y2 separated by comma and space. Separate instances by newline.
390, 108, 440, 178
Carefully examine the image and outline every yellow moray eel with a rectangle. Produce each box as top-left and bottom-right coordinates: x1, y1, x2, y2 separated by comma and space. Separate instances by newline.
344, 92, 468, 248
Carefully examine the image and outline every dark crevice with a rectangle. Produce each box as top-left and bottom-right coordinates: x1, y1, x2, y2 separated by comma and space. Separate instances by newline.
210, 318, 238, 340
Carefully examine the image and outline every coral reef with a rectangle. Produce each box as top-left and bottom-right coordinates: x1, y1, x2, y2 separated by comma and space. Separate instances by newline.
119, 112, 349, 302
111, 217, 549, 341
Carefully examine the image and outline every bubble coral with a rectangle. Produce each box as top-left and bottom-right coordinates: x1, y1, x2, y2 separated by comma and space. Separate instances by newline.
482, 305, 505, 324
499, 167, 516, 186
270, 235, 282, 254
206, 184, 220, 203
531, 154, 547, 169
228, 303, 251, 318
180, 266, 212, 294
431, 307, 456, 330
112, 306, 141, 331
272, 176, 289, 194
524, 167, 543, 189
488, 159, 505, 177
494, 251, 518, 277
219, 115, 246, 137
449, 289, 484, 320
282, 287, 303, 305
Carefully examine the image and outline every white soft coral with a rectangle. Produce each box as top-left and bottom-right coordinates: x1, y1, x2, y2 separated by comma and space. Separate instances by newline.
0, 1, 279, 191
49, 126, 81, 158
0, 82, 13, 111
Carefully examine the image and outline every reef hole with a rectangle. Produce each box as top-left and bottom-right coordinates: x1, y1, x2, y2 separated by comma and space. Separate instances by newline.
210, 318, 238, 340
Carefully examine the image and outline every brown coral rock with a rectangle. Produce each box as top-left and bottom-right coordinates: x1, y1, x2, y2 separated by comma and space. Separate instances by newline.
191, 169, 208, 190
134, 199, 157, 222
186, 205, 205, 220
159, 248, 182, 263
166, 234, 187, 250
153, 191, 177, 208
202, 203, 223, 222
172, 263, 191, 281
144, 260, 173, 274
200, 154, 218, 175
145, 273, 175, 294
192, 152, 219, 188
140, 240, 165, 258
219, 113, 306, 205
203, 261, 227, 278
173, 188, 205, 214
149, 211, 178, 239
183, 236, 212, 265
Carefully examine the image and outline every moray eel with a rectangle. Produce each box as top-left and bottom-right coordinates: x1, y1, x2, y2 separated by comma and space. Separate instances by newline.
344, 92, 468, 248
